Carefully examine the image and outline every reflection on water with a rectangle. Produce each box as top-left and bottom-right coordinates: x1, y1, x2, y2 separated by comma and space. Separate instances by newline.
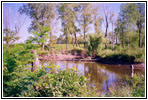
41, 61, 144, 93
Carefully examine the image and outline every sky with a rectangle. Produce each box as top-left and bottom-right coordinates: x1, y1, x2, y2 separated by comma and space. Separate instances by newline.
3, 3, 121, 43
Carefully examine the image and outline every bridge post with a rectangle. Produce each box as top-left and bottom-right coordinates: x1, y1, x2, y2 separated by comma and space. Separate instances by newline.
130, 64, 134, 79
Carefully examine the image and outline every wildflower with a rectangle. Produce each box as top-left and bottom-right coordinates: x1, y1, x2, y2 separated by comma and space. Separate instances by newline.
72, 66, 77, 71
56, 65, 59, 69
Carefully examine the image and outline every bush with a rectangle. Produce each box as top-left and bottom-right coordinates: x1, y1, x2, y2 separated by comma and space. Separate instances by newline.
86, 33, 102, 57
36, 68, 88, 97
4, 65, 99, 97
3, 44, 34, 97
103, 53, 135, 64
71, 47, 87, 56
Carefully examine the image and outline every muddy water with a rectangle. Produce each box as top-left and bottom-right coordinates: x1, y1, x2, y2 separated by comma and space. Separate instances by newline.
41, 61, 144, 93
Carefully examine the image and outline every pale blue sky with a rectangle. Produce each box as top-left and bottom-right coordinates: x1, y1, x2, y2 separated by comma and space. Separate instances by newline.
3, 3, 121, 43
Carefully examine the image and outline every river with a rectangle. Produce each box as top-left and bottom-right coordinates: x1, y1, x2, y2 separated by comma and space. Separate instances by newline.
40, 61, 144, 93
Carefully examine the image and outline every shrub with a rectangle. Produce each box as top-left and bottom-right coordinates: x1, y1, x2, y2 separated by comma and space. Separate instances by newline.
86, 33, 102, 57
36, 68, 88, 97
71, 47, 87, 56
4, 65, 99, 97
103, 53, 135, 64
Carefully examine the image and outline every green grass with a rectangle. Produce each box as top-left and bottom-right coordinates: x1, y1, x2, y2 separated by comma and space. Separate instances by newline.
54, 44, 84, 52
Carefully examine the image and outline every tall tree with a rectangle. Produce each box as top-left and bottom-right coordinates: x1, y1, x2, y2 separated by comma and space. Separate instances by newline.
67, 4, 78, 47
57, 3, 80, 50
117, 3, 145, 48
91, 5, 103, 34
136, 3, 145, 48
109, 11, 116, 50
102, 5, 110, 37
114, 20, 120, 44
79, 4, 92, 48
57, 3, 70, 52
102, 4, 113, 49
19, 3, 56, 49
19, 4, 55, 31
118, 4, 128, 48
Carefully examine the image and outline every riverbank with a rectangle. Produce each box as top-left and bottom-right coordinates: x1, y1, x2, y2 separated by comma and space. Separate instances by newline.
39, 53, 145, 70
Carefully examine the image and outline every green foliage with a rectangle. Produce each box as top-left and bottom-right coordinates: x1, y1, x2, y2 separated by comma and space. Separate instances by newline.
103, 53, 135, 64
132, 74, 145, 97
35, 69, 87, 97
30, 25, 50, 45
86, 33, 102, 56
71, 47, 87, 56
3, 55, 96, 97
3, 44, 34, 97
3, 3, 145, 97
109, 85, 133, 97
19, 3, 56, 32
3, 28, 19, 45
118, 3, 145, 48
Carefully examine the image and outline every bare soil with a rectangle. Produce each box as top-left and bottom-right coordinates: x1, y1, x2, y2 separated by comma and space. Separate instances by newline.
39, 52, 145, 70
39, 52, 95, 61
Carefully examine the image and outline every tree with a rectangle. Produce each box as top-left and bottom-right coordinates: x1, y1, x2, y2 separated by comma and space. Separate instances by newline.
30, 25, 51, 51
117, 3, 145, 48
91, 5, 103, 34
57, 3, 80, 50
67, 4, 77, 47
114, 20, 120, 44
79, 4, 92, 48
109, 11, 116, 50
57, 3, 70, 52
19, 3, 57, 50
136, 3, 145, 48
102, 4, 113, 49
77, 35, 84, 46
102, 4, 110, 38
117, 4, 128, 48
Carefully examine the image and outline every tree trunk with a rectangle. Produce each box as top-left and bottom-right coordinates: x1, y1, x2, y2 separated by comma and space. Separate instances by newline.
121, 28, 124, 48
105, 15, 108, 49
74, 32, 78, 47
116, 35, 118, 44
138, 27, 142, 48
84, 19, 86, 48
49, 31, 52, 47
105, 15, 108, 37
141, 35, 145, 47
112, 22, 114, 51
72, 34, 74, 48
41, 43, 44, 51
31, 50, 39, 72
66, 34, 68, 53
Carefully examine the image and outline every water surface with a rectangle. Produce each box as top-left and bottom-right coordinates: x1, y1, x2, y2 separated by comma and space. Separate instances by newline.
41, 61, 144, 93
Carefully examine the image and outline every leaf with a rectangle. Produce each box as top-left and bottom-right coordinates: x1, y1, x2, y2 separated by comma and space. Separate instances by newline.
31, 31, 40, 36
